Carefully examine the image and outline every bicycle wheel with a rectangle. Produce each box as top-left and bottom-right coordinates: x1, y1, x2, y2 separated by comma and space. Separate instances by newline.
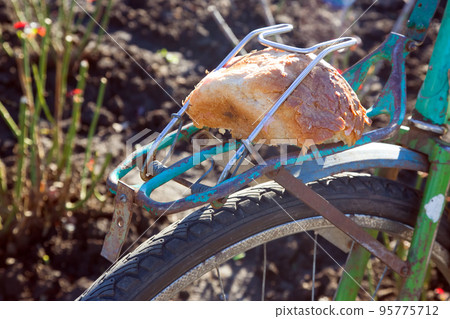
78, 173, 450, 301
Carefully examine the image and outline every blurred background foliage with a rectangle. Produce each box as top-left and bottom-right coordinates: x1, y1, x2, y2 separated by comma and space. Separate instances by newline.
0, 0, 113, 236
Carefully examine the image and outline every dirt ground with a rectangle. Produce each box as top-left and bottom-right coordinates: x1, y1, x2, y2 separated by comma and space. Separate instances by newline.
0, 0, 448, 300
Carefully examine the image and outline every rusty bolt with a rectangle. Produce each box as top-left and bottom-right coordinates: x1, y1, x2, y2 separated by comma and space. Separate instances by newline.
416, 23, 425, 31
211, 197, 227, 209
406, 41, 419, 52
181, 129, 189, 136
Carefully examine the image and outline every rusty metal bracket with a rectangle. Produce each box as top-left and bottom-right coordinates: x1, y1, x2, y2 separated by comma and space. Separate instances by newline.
268, 167, 410, 277
101, 181, 135, 263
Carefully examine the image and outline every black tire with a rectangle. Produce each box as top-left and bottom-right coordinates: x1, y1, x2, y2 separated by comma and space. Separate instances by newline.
78, 173, 450, 300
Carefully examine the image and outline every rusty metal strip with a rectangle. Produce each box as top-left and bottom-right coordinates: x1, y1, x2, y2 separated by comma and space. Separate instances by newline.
101, 181, 135, 263
269, 167, 410, 277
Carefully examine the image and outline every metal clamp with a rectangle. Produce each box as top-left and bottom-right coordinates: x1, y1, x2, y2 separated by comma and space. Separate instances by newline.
101, 181, 135, 263
409, 118, 447, 135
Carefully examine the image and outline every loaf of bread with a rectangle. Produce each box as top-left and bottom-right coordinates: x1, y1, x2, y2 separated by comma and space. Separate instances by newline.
185, 48, 371, 147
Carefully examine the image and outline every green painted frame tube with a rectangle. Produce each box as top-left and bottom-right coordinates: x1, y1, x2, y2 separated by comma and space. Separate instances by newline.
334, 230, 378, 301
414, 0, 450, 125
399, 142, 450, 300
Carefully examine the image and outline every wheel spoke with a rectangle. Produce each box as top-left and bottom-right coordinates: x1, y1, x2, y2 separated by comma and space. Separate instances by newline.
262, 243, 267, 301
312, 232, 318, 301
372, 240, 399, 299
215, 265, 227, 301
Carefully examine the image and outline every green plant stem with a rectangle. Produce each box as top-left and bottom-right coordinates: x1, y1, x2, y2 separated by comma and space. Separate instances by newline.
80, 77, 107, 198
21, 38, 34, 108
40, 0, 49, 20
57, 0, 66, 35
18, 38, 41, 189
66, 153, 112, 211
10, 0, 27, 22
0, 159, 6, 197
94, 187, 106, 202
34, 19, 52, 164
23, 0, 32, 21
75, 1, 104, 62
394, 241, 408, 291
29, 63, 47, 196
32, 64, 54, 124
366, 258, 376, 298
31, 18, 52, 137
28, 0, 45, 25
1, 206, 18, 235
67, 0, 76, 30
14, 98, 28, 203
95, 0, 113, 49
53, 35, 73, 166
60, 35, 73, 114
1, 41, 14, 58
60, 60, 89, 176
0, 158, 6, 230
39, 18, 51, 89
50, 58, 63, 164
59, 0, 76, 44
0, 101, 21, 138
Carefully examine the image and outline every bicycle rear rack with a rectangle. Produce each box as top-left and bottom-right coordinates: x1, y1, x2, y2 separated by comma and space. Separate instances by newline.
102, 24, 414, 265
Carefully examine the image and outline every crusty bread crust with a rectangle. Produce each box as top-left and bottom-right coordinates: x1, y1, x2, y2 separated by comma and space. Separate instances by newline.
185, 48, 371, 146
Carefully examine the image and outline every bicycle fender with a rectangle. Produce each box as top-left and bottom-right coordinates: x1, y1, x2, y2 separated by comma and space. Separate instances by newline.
287, 142, 429, 183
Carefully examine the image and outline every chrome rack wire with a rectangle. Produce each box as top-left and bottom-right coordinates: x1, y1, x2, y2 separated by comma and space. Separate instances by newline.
139, 23, 356, 184
216, 29, 357, 183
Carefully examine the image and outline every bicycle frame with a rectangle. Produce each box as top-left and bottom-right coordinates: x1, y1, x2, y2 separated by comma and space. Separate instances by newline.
338, 0, 450, 300
103, 0, 450, 300
394, 0, 450, 298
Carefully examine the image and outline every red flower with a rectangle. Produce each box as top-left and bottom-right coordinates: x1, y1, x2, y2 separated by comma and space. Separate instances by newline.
14, 21, 46, 38
68, 88, 83, 97
37, 27, 46, 37
435, 288, 444, 295
14, 21, 28, 30
87, 158, 95, 172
